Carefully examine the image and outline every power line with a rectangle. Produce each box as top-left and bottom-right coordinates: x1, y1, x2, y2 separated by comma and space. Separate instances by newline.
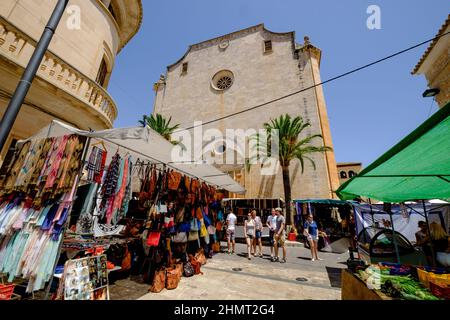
175, 31, 450, 132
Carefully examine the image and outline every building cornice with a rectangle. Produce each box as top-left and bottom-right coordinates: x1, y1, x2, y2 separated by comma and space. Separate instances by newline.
412, 14, 450, 75
167, 24, 296, 71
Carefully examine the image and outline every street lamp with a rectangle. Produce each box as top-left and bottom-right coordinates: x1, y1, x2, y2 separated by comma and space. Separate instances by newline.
422, 88, 440, 98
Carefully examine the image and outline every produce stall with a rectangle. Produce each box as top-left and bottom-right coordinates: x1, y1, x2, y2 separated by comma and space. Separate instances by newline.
342, 263, 448, 300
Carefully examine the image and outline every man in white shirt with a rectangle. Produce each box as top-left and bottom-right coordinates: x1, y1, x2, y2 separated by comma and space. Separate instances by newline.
266, 209, 278, 259
226, 211, 237, 254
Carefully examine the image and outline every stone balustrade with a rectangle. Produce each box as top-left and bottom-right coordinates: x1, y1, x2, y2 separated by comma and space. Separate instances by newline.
0, 17, 117, 127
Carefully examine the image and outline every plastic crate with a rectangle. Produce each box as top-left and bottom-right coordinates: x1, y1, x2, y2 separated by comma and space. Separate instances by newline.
0, 284, 15, 300
430, 281, 450, 300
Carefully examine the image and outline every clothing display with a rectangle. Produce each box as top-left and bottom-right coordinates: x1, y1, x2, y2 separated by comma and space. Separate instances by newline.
0, 131, 227, 299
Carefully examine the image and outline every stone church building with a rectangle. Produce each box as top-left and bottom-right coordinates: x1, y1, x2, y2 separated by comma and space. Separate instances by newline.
153, 24, 339, 199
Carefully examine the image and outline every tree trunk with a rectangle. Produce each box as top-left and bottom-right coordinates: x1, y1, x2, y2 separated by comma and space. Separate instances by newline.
281, 165, 293, 227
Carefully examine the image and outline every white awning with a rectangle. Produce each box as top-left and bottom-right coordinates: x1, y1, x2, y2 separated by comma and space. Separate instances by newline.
21, 120, 245, 194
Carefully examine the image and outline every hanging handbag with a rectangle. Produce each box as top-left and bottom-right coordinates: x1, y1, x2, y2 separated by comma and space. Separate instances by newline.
200, 221, 208, 238
149, 268, 166, 293
173, 232, 188, 243
190, 218, 200, 231
168, 170, 182, 191
188, 230, 199, 241
196, 207, 203, 221
207, 225, 216, 235
175, 207, 185, 224
203, 211, 212, 227
147, 231, 161, 247
217, 210, 224, 221
178, 222, 191, 233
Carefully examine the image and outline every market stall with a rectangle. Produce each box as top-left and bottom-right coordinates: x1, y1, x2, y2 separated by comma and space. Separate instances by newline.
337, 101, 450, 300
293, 199, 354, 253
0, 120, 245, 300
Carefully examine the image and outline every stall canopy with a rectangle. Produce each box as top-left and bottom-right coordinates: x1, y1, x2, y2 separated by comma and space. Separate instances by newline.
22, 120, 245, 194
336, 101, 450, 202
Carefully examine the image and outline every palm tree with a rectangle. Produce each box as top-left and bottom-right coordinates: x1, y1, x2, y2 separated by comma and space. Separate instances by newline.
139, 113, 180, 143
252, 114, 332, 228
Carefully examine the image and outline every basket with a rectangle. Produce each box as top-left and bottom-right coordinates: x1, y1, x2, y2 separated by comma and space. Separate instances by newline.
417, 268, 430, 288
430, 281, 450, 300
0, 284, 15, 300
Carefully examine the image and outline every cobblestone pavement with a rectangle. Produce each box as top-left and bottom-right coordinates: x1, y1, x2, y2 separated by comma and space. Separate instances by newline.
139, 242, 347, 300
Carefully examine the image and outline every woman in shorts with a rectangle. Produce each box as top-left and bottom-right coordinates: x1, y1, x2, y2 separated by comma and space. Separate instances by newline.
304, 214, 322, 261
244, 212, 256, 260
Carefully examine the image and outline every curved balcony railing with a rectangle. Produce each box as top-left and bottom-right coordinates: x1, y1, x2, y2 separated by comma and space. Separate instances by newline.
0, 17, 117, 127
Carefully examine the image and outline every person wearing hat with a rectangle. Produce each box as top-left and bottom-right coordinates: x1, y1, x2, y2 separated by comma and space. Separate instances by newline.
272, 207, 286, 263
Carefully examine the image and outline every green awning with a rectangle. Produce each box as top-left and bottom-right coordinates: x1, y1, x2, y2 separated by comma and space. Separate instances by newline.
336, 100, 450, 202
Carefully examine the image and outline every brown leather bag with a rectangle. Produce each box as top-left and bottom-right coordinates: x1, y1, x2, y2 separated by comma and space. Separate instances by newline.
189, 255, 202, 275
166, 266, 181, 290
168, 170, 182, 191
195, 248, 207, 266
149, 268, 166, 293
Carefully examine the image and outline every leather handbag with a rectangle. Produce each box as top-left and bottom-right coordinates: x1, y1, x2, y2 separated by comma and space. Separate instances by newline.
166, 266, 181, 290
212, 242, 221, 253
195, 249, 207, 266
147, 231, 161, 247
189, 255, 202, 275
196, 207, 203, 221
175, 207, 185, 223
178, 222, 191, 233
173, 232, 188, 243
168, 170, 182, 191
183, 262, 195, 277
149, 268, 166, 293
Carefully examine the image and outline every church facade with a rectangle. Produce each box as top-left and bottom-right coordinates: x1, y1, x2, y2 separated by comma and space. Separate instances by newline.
153, 24, 339, 199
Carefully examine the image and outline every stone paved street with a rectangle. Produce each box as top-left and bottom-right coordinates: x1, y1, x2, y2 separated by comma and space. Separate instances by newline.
139, 242, 347, 300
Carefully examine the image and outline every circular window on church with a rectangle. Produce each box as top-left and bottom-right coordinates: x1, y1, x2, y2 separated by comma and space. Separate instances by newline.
211, 70, 234, 91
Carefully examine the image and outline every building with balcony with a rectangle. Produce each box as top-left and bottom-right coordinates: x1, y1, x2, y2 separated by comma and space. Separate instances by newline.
0, 0, 142, 164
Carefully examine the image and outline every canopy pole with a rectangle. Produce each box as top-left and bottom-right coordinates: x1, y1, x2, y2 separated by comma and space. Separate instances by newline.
388, 207, 401, 264
422, 200, 437, 266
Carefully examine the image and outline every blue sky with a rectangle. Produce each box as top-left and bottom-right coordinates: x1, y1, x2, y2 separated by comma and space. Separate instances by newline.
108, 0, 449, 167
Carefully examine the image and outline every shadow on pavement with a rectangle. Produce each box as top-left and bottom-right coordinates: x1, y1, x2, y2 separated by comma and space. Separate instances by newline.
325, 266, 342, 288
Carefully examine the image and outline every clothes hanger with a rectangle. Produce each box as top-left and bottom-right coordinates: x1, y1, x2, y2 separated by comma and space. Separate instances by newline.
91, 140, 107, 152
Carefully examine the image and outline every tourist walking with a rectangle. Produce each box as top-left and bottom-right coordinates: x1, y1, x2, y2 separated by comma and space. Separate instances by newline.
252, 210, 263, 257
244, 212, 256, 260
266, 208, 277, 259
304, 214, 322, 261
272, 208, 286, 263
226, 210, 237, 254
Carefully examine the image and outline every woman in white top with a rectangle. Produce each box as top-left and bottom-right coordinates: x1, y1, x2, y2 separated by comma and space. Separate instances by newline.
244, 212, 256, 260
